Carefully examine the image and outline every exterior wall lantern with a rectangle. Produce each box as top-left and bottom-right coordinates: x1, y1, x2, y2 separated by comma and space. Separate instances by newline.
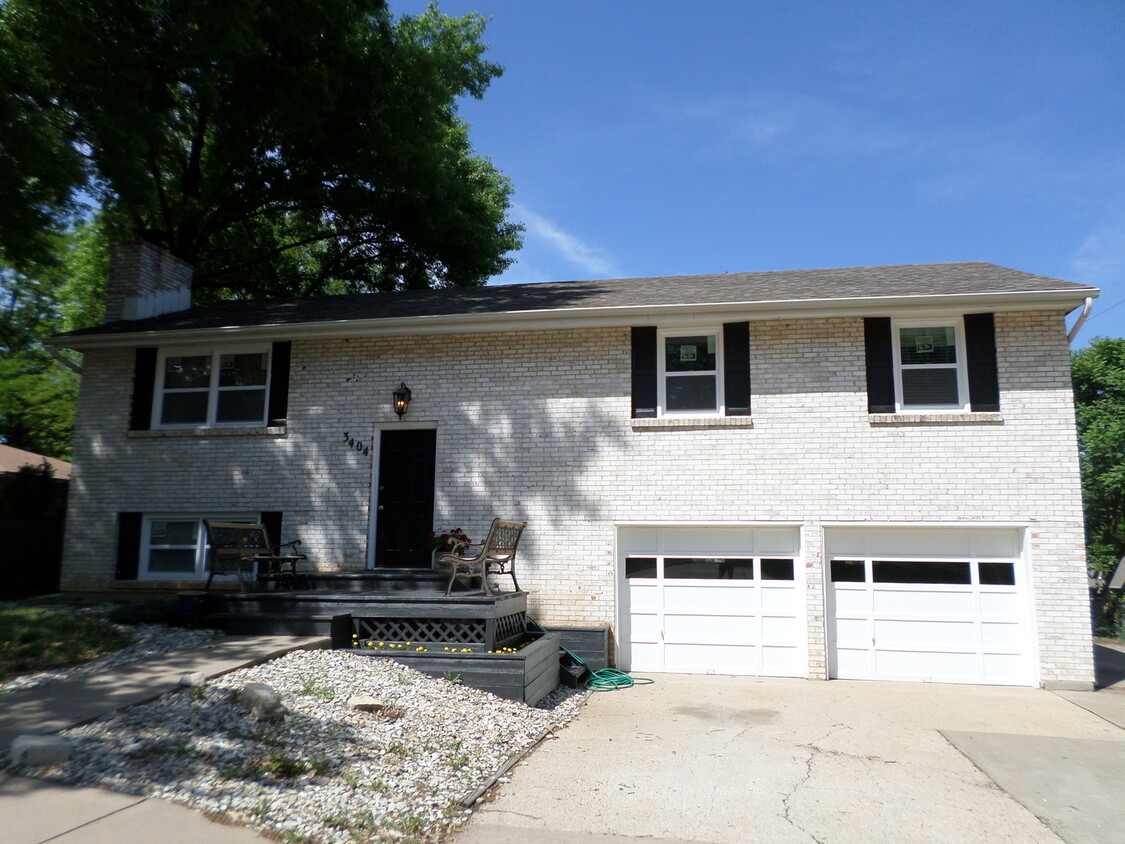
393, 381, 412, 418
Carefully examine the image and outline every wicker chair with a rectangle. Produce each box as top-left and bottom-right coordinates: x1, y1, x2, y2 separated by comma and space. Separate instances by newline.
439, 518, 526, 596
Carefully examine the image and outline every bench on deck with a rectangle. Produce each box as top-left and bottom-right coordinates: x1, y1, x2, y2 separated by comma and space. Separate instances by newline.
438, 518, 526, 596
203, 520, 307, 592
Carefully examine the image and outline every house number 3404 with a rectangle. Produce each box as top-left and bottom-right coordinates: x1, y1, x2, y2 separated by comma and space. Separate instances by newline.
342, 432, 370, 457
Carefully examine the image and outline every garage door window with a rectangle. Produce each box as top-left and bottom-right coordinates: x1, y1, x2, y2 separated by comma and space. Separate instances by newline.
978, 562, 1016, 585
628, 557, 793, 581
831, 558, 1003, 586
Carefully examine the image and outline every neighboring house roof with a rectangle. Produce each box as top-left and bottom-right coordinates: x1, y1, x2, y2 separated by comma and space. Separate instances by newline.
0, 445, 72, 479
52, 261, 1098, 348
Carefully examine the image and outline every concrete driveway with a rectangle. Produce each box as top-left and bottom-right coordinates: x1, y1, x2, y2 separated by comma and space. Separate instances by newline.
451, 675, 1125, 844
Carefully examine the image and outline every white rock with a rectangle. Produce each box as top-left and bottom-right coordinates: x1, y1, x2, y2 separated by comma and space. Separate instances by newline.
234, 682, 287, 721
179, 671, 207, 687
347, 694, 386, 713
11, 735, 70, 766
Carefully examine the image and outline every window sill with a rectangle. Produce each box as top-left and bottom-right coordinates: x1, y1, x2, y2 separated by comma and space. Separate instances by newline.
128, 426, 287, 439
631, 416, 754, 430
868, 412, 1004, 425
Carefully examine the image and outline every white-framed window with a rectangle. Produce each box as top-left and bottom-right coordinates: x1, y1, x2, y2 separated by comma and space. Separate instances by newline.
140, 514, 256, 580
891, 319, 969, 411
154, 347, 271, 428
658, 328, 724, 415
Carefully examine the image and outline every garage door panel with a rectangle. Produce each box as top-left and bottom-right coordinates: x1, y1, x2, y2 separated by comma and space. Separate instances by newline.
664, 643, 758, 673
665, 614, 757, 643
980, 622, 1024, 650
629, 641, 662, 669
629, 613, 661, 640
663, 585, 756, 612
875, 649, 978, 679
834, 648, 873, 676
874, 618, 977, 649
832, 588, 871, 614
762, 646, 801, 674
982, 653, 1026, 681
629, 584, 660, 611
762, 615, 799, 642
833, 617, 869, 645
978, 592, 1020, 616
761, 587, 798, 613
872, 589, 974, 617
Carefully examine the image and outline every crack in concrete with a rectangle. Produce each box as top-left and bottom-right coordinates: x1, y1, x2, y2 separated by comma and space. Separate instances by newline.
778, 724, 852, 844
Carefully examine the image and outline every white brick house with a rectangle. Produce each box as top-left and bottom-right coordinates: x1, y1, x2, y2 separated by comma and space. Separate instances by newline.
53, 243, 1098, 689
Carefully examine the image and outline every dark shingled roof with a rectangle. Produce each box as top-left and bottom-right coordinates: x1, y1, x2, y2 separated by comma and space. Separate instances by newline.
59, 261, 1094, 339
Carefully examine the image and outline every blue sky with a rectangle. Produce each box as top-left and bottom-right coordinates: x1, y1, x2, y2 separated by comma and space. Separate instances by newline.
398, 1, 1124, 344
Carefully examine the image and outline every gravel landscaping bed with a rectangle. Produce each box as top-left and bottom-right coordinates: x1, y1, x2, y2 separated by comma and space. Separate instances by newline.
8, 647, 586, 843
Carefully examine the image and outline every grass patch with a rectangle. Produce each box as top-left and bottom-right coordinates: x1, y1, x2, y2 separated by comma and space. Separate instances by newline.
296, 676, 335, 700
0, 606, 135, 682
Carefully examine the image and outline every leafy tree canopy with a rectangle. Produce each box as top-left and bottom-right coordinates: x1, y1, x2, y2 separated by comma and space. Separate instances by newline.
1072, 338, 1125, 573
0, 0, 521, 298
0, 218, 107, 458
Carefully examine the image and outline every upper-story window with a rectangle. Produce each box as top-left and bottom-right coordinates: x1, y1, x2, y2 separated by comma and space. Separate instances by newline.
864, 314, 999, 415
631, 323, 750, 420
154, 348, 271, 427
892, 320, 969, 411
659, 330, 723, 415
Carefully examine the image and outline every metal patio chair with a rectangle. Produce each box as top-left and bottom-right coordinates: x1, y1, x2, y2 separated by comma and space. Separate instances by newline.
439, 518, 526, 596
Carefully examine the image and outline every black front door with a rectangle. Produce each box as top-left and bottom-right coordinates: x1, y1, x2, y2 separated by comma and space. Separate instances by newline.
374, 429, 436, 568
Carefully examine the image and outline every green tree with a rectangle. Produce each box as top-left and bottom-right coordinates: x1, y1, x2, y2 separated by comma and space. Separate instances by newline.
1072, 338, 1125, 576
0, 221, 105, 458
0, 263, 78, 459
0, 0, 521, 297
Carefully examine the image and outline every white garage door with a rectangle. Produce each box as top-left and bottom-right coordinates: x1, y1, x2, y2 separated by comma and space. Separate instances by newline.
826, 528, 1034, 686
619, 526, 805, 677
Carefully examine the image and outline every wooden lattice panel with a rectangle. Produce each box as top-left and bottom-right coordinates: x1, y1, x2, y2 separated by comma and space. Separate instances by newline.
355, 616, 486, 645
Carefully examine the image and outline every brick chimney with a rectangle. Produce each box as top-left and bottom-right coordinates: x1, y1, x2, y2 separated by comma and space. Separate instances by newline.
104, 241, 193, 322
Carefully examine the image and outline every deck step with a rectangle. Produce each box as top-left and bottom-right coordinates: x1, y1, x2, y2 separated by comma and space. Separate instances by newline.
210, 613, 335, 636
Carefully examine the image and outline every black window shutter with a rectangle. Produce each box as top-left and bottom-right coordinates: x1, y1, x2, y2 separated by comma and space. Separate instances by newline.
964, 313, 1000, 412
722, 321, 751, 416
116, 512, 142, 580
864, 318, 896, 413
631, 327, 658, 418
261, 511, 283, 552
130, 348, 158, 430
267, 341, 292, 426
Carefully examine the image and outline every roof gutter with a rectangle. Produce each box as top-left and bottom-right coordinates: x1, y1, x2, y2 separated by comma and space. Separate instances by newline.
49, 287, 1099, 350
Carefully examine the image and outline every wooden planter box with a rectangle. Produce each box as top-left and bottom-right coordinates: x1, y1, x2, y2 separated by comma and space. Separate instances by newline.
333, 614, 560, 705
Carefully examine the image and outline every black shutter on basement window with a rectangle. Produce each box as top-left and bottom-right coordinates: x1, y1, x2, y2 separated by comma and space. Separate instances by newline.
130, 348, 158, 430
267, 341, 292, 426
864, 317, 896, 413
722, 321, 751, 416
116, 512, 142, 580
261, 511, 283, 552
631, 327, 658, 418
964, 313, 1000, 412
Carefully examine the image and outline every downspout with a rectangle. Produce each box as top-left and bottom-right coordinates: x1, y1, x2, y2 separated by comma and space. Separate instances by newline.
1067, 297, 1094, 345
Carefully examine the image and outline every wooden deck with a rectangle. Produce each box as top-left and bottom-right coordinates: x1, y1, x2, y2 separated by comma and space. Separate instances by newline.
205, 569, 528, 636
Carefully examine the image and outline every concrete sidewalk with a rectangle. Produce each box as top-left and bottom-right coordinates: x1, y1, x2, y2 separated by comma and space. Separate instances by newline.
1, 634, 325, 843
450, 675, 1125, 844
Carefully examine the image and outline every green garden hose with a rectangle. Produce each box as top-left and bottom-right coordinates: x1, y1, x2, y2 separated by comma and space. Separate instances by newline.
526, 617, 655, 692
584, 668, 655, 692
